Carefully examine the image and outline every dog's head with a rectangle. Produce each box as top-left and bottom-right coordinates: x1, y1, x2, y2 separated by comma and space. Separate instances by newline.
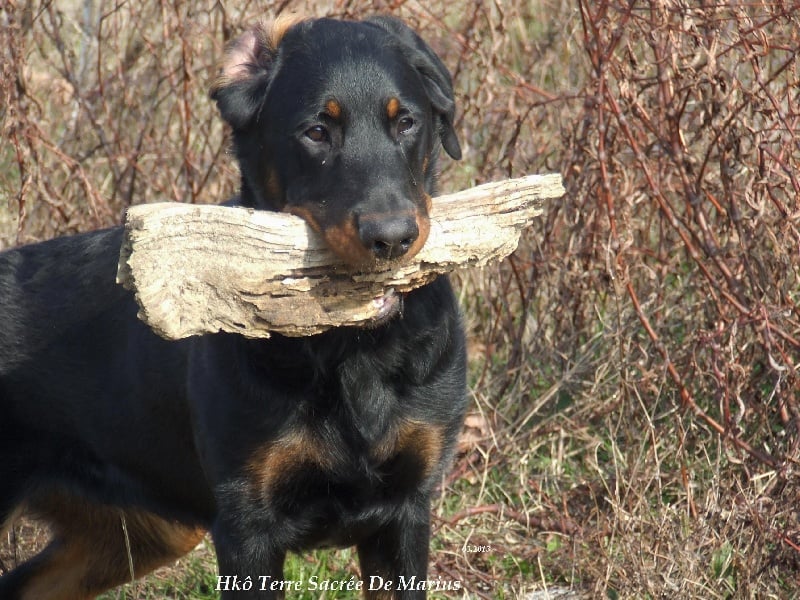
211, 15, 461, 266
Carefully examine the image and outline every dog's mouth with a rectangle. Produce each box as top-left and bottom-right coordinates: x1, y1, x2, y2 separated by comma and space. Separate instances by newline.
368, 288, 403, 326
284, 204, 430, 268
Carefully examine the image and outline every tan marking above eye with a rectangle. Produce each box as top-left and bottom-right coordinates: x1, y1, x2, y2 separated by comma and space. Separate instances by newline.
386, 97, 400, 120
325, 99, 342, 120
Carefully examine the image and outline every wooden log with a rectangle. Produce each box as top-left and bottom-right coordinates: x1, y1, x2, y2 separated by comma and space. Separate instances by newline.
117, 173, 563, 339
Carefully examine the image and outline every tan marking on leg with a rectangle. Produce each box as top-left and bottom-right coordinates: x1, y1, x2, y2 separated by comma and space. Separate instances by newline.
19, 539, 94, 600
18, 491, 205, 600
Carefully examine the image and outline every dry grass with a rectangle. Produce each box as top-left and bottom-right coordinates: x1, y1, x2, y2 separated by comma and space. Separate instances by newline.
2, 0, 800, 598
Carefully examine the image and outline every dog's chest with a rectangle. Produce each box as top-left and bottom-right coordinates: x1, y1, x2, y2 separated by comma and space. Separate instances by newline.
246, 417, 443, 499
243, 415, 445, 548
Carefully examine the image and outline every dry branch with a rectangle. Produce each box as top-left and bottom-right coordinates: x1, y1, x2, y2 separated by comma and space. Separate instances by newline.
117, 174, 563, 339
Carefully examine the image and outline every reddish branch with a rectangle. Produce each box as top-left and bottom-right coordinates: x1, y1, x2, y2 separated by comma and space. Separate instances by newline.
577, 0, 798, 470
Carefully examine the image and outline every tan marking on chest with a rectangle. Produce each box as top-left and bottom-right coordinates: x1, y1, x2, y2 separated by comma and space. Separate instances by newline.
371, 420, 444, 478
246, 429, 334, 498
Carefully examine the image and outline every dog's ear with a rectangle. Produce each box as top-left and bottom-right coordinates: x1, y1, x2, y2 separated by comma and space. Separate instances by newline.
368, 16, 462, 160
210, 15, 305, 130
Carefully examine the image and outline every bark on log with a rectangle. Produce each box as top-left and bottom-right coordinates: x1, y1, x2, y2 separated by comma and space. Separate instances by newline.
117, 173, 563, 339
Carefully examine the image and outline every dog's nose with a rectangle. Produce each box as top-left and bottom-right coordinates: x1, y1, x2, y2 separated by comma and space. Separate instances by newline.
358, 215, 419, 260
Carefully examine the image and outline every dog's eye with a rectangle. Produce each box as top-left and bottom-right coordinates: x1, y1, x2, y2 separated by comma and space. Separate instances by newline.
397, 116, 415, 135
305, 125, 329, 143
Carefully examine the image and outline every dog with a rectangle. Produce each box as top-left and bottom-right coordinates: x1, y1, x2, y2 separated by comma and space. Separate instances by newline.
0, 15, 467, 599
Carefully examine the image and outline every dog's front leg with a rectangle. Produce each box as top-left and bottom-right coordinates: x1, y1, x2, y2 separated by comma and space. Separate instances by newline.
212, 511, 287, 599
357, 504, 432, 599
188, 339, 292, 598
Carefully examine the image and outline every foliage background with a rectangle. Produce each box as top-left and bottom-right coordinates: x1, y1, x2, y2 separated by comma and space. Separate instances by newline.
2, 0, 799, 597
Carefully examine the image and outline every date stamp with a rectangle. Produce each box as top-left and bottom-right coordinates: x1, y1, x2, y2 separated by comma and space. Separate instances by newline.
462, 543, 493, 553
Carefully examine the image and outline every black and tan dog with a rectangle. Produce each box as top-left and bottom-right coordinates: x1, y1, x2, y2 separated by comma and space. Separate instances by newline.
0, 15, 466, 600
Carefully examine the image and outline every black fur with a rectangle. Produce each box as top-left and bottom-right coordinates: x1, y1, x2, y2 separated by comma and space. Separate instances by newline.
0, 16, 466, 599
